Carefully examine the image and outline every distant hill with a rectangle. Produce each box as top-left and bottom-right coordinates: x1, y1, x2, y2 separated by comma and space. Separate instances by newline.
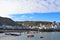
16, 21, 53, 26
16, 21, 60, 27
0, 17, 16, 26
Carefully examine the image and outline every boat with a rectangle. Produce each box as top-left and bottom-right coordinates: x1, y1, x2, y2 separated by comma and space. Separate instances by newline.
10, 32, 21, 36
5, 32, 21, 36
27, 34, 34, 37
40, 36, 44, 38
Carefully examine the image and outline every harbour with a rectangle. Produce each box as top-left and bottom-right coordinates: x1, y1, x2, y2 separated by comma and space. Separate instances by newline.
0, 0, 60, 40
0, 31, 60, 40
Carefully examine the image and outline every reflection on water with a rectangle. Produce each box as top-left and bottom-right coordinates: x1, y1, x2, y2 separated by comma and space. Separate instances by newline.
0, 31, 60, 40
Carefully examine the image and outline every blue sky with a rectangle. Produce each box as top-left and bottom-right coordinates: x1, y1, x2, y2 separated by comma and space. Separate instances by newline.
10, 12, 60, 22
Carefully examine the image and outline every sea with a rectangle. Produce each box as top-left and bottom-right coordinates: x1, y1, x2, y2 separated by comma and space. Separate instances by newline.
0, 31, 60, 40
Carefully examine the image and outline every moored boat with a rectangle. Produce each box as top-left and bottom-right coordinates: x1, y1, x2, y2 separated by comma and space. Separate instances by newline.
27, 34, 34, 37
5, 32, 21, 36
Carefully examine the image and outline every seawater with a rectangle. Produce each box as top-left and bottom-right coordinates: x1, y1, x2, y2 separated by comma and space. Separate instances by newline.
0, 32, 60, 40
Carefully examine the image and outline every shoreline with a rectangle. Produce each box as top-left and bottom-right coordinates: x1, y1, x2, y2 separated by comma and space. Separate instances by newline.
0, 29, 60, 32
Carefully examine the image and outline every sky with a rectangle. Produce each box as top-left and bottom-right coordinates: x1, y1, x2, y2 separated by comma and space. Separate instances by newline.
10, 12, 60, 22
0, 0, 60, 22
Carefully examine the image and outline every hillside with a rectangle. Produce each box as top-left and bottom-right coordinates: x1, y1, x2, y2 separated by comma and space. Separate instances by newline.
16, 21, 53, 26
0, 17, 16, 26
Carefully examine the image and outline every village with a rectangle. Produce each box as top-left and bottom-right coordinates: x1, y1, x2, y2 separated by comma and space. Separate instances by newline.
0, 21, 60, 32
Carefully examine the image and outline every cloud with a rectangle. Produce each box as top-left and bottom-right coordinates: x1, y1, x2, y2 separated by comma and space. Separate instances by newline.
13, 15, 27, 21
21, 15, 26, 18
29, 16, 33, 19
0, 0, 60, 17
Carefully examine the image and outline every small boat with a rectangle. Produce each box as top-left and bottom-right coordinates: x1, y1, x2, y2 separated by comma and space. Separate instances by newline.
40, 36, 44, 38
5, 32, 21, 36
27, 34, 34, 37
